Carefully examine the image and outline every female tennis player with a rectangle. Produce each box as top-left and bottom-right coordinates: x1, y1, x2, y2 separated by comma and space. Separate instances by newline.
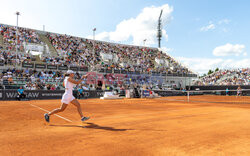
237, 86, 242, 96
44, 70, 90, 123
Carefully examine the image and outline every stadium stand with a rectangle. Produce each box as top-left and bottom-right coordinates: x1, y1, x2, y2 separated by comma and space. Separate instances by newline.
194, 68, 250, 86
0, 23, 197, 90
0, 24, 42, 52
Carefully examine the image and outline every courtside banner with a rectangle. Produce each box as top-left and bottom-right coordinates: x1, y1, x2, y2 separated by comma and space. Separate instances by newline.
190, 85, 250, 90
1, 90, 105, 100
0, 90, 3, 100
153, 90, 185, 97
142, 90, 150, 97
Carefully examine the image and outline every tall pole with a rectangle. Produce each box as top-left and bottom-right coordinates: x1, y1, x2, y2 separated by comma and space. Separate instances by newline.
92, 28, 96, 71
16, 11, 20, 67
93, 28, 96, 40
143, 39, 147, 46
157, 10, 163, 48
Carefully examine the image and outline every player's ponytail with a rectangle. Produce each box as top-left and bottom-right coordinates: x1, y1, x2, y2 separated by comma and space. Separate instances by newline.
64, 73, 70, 77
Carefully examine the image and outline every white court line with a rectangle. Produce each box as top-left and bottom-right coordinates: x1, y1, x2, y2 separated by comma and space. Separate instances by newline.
29, 103, 73, 123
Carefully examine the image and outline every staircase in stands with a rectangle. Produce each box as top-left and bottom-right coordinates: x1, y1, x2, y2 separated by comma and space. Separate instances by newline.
38, 34, 58, 57
0, 33, 4, 47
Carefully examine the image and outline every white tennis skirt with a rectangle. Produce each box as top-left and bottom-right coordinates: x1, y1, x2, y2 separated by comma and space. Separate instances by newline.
61, 93, 75, 104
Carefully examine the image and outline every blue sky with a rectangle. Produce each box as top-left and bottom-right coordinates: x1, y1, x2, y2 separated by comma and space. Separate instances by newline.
0, 0, 249, 74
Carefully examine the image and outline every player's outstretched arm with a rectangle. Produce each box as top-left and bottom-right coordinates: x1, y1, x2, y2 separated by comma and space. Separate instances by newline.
68, 73, 90, 85
81, 73, 90, 79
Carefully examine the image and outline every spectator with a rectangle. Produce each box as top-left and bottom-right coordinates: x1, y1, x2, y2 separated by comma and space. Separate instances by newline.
17, 86, 26, 101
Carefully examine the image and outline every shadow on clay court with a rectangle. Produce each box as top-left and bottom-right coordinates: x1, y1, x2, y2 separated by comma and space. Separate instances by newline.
49, 122, 167, 132
49, 122, 132, 131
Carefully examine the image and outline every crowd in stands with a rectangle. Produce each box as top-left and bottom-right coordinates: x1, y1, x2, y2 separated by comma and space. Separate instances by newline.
0, 24, 42, 51
0, 67, 166, 91
46, 32, 191, 74
0, 68, 63, 90
0, 23, 196, 92
0, 49, 34, 65
0, 24, 193, 75
46, 33, 100, 67
195, 68, 250, 86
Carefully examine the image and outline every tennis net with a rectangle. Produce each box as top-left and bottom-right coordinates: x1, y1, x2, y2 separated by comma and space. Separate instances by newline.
157, 89, 250, 104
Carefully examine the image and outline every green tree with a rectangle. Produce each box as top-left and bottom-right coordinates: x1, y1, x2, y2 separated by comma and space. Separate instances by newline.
208, 69, 213, 75
215, 68, 219, 72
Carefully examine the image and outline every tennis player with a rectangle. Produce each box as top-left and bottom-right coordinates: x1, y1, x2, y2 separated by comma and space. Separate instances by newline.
44, 70, 90, 123
237, 86, 242, 96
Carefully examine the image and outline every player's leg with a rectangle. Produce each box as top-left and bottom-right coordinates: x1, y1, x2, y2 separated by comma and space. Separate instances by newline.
44, 103, 68, 122
71, 99, 83, 118
71, 99, 90, 121
48, 103, 68, 115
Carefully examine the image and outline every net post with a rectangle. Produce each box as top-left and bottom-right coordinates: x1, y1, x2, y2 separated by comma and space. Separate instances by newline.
187, 91, 190, 103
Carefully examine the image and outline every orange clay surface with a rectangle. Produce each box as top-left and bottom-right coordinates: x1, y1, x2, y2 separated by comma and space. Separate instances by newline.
1, 96, 250, 156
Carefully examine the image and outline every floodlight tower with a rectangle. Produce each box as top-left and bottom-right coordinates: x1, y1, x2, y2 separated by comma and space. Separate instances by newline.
157, 9, 163, 48
15, 11, 20, 67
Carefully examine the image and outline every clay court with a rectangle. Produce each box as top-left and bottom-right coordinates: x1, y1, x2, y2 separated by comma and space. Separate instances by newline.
1, 96, 250, 156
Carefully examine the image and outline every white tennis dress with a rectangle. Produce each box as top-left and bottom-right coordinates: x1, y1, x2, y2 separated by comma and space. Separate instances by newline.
61, 76, 75, 104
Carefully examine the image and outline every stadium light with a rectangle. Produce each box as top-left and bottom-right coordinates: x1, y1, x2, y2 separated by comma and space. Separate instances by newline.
93, 28, 96, 40
157, 9, 163, 48
15, 11, 20, 68
143, 39, 147, 46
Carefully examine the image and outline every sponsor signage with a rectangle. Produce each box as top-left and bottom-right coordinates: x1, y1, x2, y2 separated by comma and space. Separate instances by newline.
121, 70, 127, 74
35, 64, 46, 69
22, 63, 34, 68
153, 90, 185, 96
0, 60, 4, 66
142, 90, 150, 97
47, 65, 57, 70
58, 65, 68, 70
114, 70, 120, 74
162, 73, 166, 76
106, 69, 112, 73
0, 90, 105, 100
70, 66, 79, 71
79, 67, 88, 72
173, 73, 178, 76
98, 68, 105, 73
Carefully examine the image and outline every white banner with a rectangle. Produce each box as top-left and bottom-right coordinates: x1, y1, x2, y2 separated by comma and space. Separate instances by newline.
24, 43, 44, 52
100, 52, 113, 61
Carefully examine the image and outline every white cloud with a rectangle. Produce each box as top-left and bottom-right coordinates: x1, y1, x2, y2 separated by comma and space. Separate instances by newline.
199, 19, 231, 32
88, 4, 173, 46
177, 57, 250, 74
218, 19, 230, 25
200, 23, 215, 32
213, 43, 246, 56
159, 46, 174, 53
222, 28, 229, 33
